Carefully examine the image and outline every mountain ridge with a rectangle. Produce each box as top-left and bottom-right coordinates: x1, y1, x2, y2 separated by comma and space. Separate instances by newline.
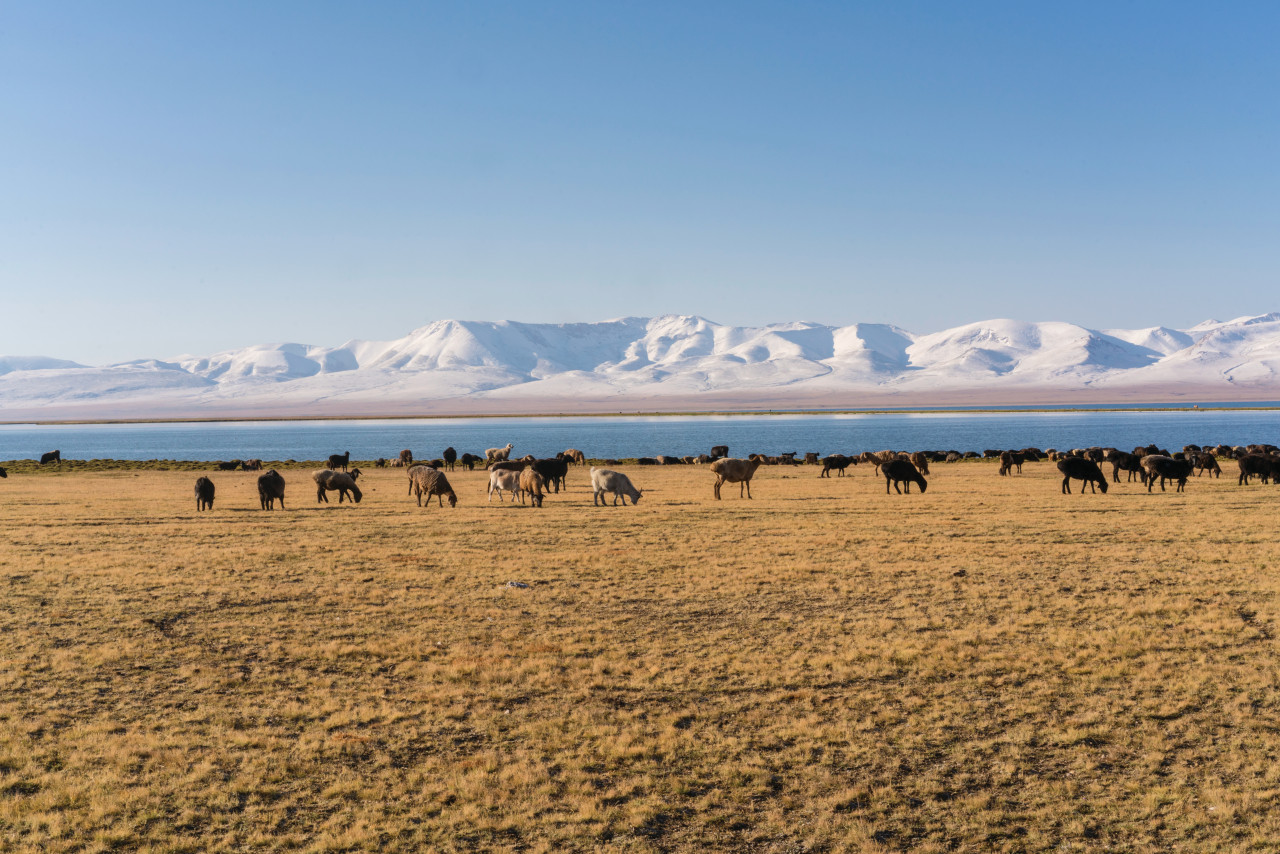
4, 314, 1280, 418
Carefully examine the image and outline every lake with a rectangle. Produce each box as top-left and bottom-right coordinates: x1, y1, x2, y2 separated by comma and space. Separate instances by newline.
1, 410, 1278, 462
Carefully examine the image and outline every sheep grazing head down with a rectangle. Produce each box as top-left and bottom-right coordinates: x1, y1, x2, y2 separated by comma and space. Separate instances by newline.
447, 492, 458, 507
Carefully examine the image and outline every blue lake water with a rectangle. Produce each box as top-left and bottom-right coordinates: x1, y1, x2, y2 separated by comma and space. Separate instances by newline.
1, 410, 1278, 461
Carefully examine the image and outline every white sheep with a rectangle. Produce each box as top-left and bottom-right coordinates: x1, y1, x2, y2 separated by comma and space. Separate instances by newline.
591, 467, 642, 506
486, 443, 515, 462
488, 468, 522, 502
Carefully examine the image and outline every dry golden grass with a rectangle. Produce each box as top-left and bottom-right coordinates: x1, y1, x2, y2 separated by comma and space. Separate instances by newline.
1, 460, 1279, 852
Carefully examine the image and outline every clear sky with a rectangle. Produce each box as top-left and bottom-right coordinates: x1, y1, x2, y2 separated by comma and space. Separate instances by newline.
3, 1, 1279, 364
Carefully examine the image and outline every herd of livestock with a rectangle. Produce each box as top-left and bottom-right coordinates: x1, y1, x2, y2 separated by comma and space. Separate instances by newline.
8, 440, 1280, 511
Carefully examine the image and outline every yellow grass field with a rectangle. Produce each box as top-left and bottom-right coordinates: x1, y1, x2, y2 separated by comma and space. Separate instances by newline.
1, 460, 1279, 852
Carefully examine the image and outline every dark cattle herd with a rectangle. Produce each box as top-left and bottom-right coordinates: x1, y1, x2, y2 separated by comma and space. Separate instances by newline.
6, 441, 1279, 510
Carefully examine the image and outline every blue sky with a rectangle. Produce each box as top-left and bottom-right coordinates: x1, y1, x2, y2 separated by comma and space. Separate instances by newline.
3, 2, 1279, 363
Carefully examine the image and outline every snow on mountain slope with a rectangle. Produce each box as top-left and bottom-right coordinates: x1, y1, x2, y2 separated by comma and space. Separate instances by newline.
1100, 326, 1193, 355
0, 356, 86, 375
4, 313, 1280, 417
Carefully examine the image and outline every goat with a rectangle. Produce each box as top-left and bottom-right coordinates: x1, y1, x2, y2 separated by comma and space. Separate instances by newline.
710, 457, 763, 500
314, 469, 362, 504
1057, 458, 1108, 494
519, 468, 546, 508
257, 470, 286, 509
486, 443, 514, 462
591, 467, 642, 506
409, 466, 457, 507
882, 458, 927, 494
194, 476, 215, 511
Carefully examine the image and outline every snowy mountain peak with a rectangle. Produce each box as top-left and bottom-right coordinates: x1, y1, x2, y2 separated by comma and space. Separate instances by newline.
5, 313, 1280, 418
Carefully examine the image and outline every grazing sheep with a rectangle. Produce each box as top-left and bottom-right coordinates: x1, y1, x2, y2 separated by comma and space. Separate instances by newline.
406, 463, 436, 495
945, 452, 962, 463
390, 458, 406, 467
563, 448, 586, 466
820, 454, 853, 477
638, 457, 659, 465
1237, 454, 1278, 486
694, 454, 712, 464
488, 468, 522, 502
909, 451, 931, 476
591, 467, 642, 506
1141, 455, 1192, 492
656, 455, 684, 466
998, 451, 1024, 476
194, 476, 215, 511
399, 449, 414, 465
1107, 450, 1146, 483
519, 468, 546, 508
40, 450, 61, 465
442, 447, 457, 471
1057, 458, 1108, 494
710, 445, 729, 460
0, 465, 6, 478
1193, 453, 1221, 478
314, 469, 362, 504
532, 457, 569, 493
409, 466, 457, 508
328, 451, 350, 472
710, 457, 763, 500
241, 459, 263, 471
375, 458, 387, 468
257, 470, 286, 510
217, 460, 241, 471
486, 443, 515, 462
882, 458, 928, 494
459, 453, 483, 471
804, 452, 821, 465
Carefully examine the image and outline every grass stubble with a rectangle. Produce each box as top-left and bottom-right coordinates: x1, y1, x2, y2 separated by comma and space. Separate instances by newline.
0, 461, 1278, 852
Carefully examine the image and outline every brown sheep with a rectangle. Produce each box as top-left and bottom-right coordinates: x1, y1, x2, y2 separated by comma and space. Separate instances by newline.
563, 448, 586, 465
519, 468, 546, 508
710, 457, 763, 500
409, 466, 457, 508
909, 451, 930, 476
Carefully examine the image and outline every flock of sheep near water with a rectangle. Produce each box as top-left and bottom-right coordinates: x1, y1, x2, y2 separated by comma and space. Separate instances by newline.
11, 441, 1280, 511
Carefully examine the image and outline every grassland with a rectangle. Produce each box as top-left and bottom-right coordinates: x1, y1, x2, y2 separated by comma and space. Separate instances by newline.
1, 460, 1279, 852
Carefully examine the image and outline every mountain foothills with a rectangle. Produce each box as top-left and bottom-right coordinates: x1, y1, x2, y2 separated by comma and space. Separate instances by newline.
4, 314, 1280, 418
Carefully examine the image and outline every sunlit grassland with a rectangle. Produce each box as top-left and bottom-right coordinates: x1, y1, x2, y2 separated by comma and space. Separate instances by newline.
1, 461, 1278, 852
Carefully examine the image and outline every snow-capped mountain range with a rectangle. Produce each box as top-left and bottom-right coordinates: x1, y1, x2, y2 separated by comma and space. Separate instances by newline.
4, 314, 1280, 419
